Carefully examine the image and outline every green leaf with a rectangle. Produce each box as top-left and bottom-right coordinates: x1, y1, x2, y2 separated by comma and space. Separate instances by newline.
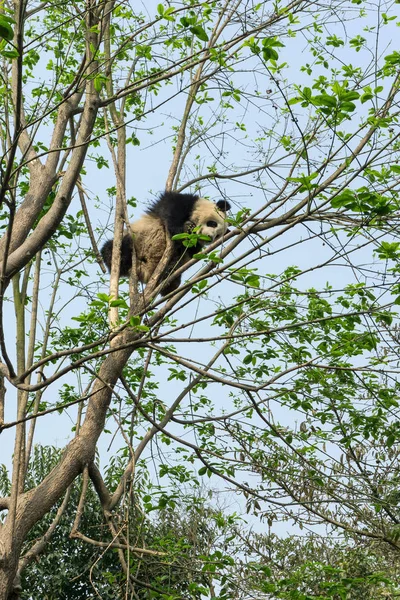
97, 293, 110, 303
330, 190, 356, 209
262, 37, 285, 48
361, 92, 373, 104
341, 90, 360, 101
261, 36, 284, 61
93, 74, 107, 92
387, 433, 396, 447
1, 48, 19, 59
171, 233, 190, 240
190, 25, 209, 42
340, 101, 356, 112
246, 275, 260, 288
262, 47, 278, 61
0, 17, 13, 42
313, 93, 337, 108
109, 299, 128, 308
376, 241, 400, 260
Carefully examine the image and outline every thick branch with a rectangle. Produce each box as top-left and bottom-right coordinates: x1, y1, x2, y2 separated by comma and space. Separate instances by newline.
3, 95, 100, 279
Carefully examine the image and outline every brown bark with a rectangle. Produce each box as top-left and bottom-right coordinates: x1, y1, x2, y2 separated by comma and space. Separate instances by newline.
0, 332, 135, 597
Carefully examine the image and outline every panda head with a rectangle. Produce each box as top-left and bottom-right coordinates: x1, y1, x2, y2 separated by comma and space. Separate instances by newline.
187, 198, 231, 244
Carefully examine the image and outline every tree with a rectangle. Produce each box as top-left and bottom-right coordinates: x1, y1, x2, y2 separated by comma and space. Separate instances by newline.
1, 445, 235, 599
1, 0, 400, 597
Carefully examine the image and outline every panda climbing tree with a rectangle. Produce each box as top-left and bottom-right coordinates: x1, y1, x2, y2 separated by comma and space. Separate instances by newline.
101, 191, 231, 296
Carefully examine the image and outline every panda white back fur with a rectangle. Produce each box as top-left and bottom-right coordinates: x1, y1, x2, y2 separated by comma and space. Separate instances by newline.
101, 191, 230, 296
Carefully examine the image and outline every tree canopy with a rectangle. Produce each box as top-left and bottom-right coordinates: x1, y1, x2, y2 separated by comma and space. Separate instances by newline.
1, 0, 400, 597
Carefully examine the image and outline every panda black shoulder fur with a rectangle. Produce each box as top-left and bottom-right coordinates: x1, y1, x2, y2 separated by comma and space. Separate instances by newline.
101, 191, 231, 296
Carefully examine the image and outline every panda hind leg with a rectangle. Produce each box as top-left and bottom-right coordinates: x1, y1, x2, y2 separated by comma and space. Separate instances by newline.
160, 273, 182, 296
120, 234, 134, 277
101, 234, 133, 278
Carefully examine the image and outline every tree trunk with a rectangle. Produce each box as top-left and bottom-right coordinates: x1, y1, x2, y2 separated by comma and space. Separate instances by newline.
0, 530, 21, 599
0, 337, 138, 596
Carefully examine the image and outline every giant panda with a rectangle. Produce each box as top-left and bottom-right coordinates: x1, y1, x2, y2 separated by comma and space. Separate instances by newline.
101, 191, 231, 296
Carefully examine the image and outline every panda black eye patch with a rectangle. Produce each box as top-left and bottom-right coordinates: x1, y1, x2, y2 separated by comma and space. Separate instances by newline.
206, 220, 218, 228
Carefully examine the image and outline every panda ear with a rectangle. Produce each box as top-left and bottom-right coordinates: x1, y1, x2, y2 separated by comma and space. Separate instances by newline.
216, 199, 231, 212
